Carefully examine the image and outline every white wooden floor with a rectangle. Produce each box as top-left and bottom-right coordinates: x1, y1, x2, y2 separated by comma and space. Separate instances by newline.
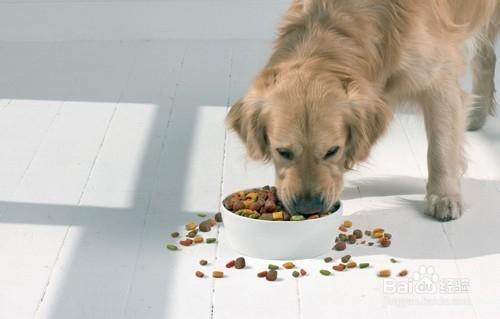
1, 39, 500, 319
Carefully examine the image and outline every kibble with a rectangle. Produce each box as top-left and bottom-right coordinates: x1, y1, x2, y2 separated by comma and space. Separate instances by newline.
193, 236, 204, 244
226, 260, 235, 268
320, 269, 331, 276
187, 230, 198, 238
378, 269, 391, 278
268, 264, 279, 270
195, 271, 205, 278
348, 234, 357, 244
292, 271, 300, 278
266, 270, 278, 281
346, 261, 357, 268
384, 233, 392, 239
398, 270, 409, 277
359, 263, 370, 269
199, 259, 208, 266
283, 262, 295, 269
291, 215, 305, 221
373, 232, 384, 239
206, 238, 217, 244
257, 271, 268, 278
332, 264, 346, 272
197, 213, 207, 218
338, 234, 348, 242
338, 225, 348, 232
390, 258, 398, 263
215, 212, 223, 223
209, 218, 217, 226
368, 242, 374, 246
185, 223, 197, 231
307, 214, 319, 220
171, 232, 180, 238
324, 257, 333, 263
365, 230, 372, 236
180, 239, 193, 246
353, 229, 363, 239
334, 242, 347, 251
213, 271, 224, 278
380, 237, 391, 247
341, 255, 351, 263
199, 221, 212, 232
166, 244, 178, 251
343, 220, 353, 228
235, 257, 246, 269
300, 269, 307, 276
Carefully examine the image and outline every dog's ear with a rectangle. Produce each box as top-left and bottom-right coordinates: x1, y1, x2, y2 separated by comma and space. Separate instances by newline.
343, 80, 392, 169
226, 98, 270, 161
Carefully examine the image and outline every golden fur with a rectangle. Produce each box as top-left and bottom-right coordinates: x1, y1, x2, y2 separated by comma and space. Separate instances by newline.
226, 0, 499, 220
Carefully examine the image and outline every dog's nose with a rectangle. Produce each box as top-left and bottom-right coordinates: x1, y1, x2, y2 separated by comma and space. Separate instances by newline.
293, 196, 324, 215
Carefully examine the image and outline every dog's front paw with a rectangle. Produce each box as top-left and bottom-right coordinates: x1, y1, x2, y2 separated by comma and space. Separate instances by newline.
426, 193, 463, 221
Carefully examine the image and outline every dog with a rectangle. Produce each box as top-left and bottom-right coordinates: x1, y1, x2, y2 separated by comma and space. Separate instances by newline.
226, 0, 499, 221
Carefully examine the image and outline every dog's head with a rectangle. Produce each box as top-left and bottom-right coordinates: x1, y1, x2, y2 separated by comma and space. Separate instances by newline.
226, 63, 391, 214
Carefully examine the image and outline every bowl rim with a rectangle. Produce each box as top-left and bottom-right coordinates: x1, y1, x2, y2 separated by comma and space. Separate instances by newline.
220, 191, 343, 225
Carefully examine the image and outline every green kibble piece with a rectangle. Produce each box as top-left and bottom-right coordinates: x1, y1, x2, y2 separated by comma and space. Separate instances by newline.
197, 213, 207, 218
359, 263, 370, 269
166, 244, 178, 251
390, 258, 398, 263
171, 232, 180, 238
249, 213, 260, 219
291, 215, 306, 221
206, 238, 217, 244
268, 264, 279, 270
320, 269, 331, 276
324, 257, 333, 263
292, 271, 300, 278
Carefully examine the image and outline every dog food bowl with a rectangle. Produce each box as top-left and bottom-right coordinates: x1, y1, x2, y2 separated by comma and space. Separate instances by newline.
221, 196, 343, 260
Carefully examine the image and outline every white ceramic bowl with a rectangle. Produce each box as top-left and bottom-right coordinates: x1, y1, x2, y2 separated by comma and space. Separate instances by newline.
221, 197, 343, 260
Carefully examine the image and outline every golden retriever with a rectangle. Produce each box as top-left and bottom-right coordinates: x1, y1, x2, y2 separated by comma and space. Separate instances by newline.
226, 0, 499, 221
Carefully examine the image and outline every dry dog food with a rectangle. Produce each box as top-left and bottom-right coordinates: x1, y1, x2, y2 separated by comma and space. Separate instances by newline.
300, 269, 307, 276
206, 238, 217, 244
199, 220, 212, 232
268, 264, 279, 270
324, 257, 333, 263
398, 270, 408, 277
199, 259, 208, 266
359, 263, 370, 269
193, 236, 204, 244
390, 258, 398, 263
283, 262, 295, 269
346, 261, 357, 268
378, 269, 391, 278
334, 242, 347, 251
320, 269, 331, 276
213, 271, 224, 278
235, 257, 246, 269
332, 264, 346, 272
215, 212, 223, 223
353, 229, 363, 239
226, 260, 235, 268
292, 271, 300, 278
171, 232, 179, 238
197, 213, 207, 218
223, 186, 340, 221
186, 230, 198, 238
185, 223, 197, 231
195, 271, 205, 278
341, 255, 351, 263
180, 239, 193, 246
257, 271, 268, 278
266, 270, 278, 281
380, 237, 391, 247
166, 244, 178, 251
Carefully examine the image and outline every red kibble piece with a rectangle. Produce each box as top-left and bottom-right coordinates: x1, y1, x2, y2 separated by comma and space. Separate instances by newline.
257, 271, 268, 278
300, 269, 307, 276
399, 270, 409, 277
180, 239, 193, 246
226, 260, 235, 268
195, 271, 204, 278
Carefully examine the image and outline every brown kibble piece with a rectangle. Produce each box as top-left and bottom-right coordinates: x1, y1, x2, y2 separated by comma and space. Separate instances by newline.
235, 257, 246, 269
399, 270, 409, 277
193, 236, 204, 244
226, 260, 235, 268
215, 212, 223, 223
187, 230, 198, 238
378, 269, 391, 278
348, 234, 356, 244
343, 220, 353, 228
384, 233, 392, 239
300, 269, 307, 276
213, 271, 224, 278
171, 232, 180, 238
353, 229, 363, 239
365, 230, 372, 236
199, 221, 212, 232
333, 264, 346, 272
266, 270, 278, 281
341, 255, 351, 263
338, 225, 348, 232
180, 239, 193, 246
257, 271, 268, 278
346, 261, 357, 268
334, 242, 347, 251
380, 237, 391, 247
199, 259, 208, 266
373, 232, 384, 239
324, 257, 333, 263
283, 262, 295, 269
185, 223, 197, 231
195, 271, 205, 278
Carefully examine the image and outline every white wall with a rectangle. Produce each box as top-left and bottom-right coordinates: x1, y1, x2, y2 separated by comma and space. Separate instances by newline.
0, 0, 290, 41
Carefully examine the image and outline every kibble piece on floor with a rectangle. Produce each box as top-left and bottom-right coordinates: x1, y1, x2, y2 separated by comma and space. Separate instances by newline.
365, 230, 372, 236
398, 270, 409, 277
180, 239, 193, 246
338, 225, 348, 232
359, 263, 370, 269
292, 271, 300, 278
199, 221, 212, 232
268, 264, 279, 270
324, 257, 333, 263
341, 255, 351, 263
390, 258, 398, 263
215, 212, 223, 223
199, 259, 208, 266
346, 262, 357, 268
332, 264, 346, 272
193, 236, 204, 244
226, 260, 235, 268
257, 271, 268, 278
187, 230, 198, 238
343, 220, 353, 228
338, 234, 348, 242
373, 228, 384, 233
353, 229, 363, 239
185, 223, 198, 231
197, 213, 207, 218
384, 233, 392, 239
300, 269, 307, 276
206, 238, 217, 244
334, 242, 347, 251
320, 269, 331, 276
166, 244, 178, 251
213, 271, 224, 278
348, 235, 356, 244
266, 270, 278, 281
380, 238, 391, 247
373, 232, 384, 239
378, 269, 391, 277
291, 215, 305, 221
283, 262, 295, 269
368, 242, 374, 246
171, 232, 180, 238
209, 218, 217, 226
235, 257, 246, 269
195, 271, 205, 278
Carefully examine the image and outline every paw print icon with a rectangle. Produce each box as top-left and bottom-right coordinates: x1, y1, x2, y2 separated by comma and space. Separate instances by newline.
412, 266, 439, 294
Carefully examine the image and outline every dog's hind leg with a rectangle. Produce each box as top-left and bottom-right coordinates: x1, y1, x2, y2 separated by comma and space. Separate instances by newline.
468, 19, 498, 131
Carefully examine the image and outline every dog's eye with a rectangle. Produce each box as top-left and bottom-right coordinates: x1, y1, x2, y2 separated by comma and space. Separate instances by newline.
324, 146, 339, 159
276, 148, 294, 160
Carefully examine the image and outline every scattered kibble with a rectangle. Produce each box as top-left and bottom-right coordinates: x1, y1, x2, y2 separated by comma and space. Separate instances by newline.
268, 264, 279, 270
171, 232, 180, 238
291, 215, 305, 221
339, 225, 348, 232
343, 220, 353, 228
213, 271, 224, 278
195, 271, 205, 278
353, 229, 363, 239
333, 264, 346, 272
292, 271, 300, 278
348, 234, 356, 244
341, 255, 351, 263
380, 237, 391, 247
226, 260, 235, 268
320, 269, 331, 276
390, 258, 398, 263
166, 244, 178, 251
307, 214, 319, 220
193, 236, 204, 244
235, 257, 246, 269
199, 259, 208, 266
378, 269, 391, 278
373, 228, 384, 233
365, 230, 372, 236
384, 233, 392, 239
373, 232, 384, 239
368, 242, 374, 246
185, 223, 197, 231
334, 242, 347, 251
346, 261, 357, 268
206, 238, 217, 244
197, 213, 207, 218
266, 270, 278, 281
180, 239, 193, 246
398, 270, 409, 277
199, 221, 212, 232
257, 271, 268, 278
338, 234, 348, 242
215, 212, 223, 223
283, 262, 295, 269
187, 230, 198, 238
359, 263, 370, 269
324, 257, 333, 263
